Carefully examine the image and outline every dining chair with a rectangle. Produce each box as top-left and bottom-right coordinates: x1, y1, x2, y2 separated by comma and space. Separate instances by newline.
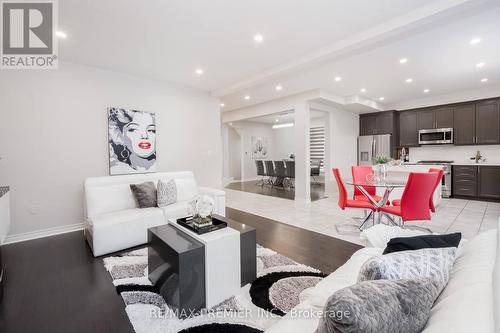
332, 168, 377, 230
255, 160, 265, 186
284, 160, 295, 188
379, 172, 439, 232
274, 161, 287, 188
391, 167, 444, 212
351, 165, 383, 202
264, 160, 276, 186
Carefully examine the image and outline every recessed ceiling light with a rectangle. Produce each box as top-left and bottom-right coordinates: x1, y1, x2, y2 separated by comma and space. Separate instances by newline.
476, 62, 485, 68
379, 97, 385, 101
405, 78, 413, 83
360, 88, 367, 93
470, 37, 481, 45
481, 78, 488, 83
244, 95, 251, 100
253, 34, 264, 43
273, 122, 294, 129
220, 103, 225, 107
55, 31, 67, 39
275, 118, 279, 123
423, 89, 430, 93
195, 68, 204, 75
399, 58, 408, 64
275, 85, 283, 91
334, 76, 342, 82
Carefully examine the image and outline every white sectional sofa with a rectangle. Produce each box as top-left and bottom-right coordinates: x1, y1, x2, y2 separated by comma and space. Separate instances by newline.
266, 220, 500, 333
84, 171, 225, 256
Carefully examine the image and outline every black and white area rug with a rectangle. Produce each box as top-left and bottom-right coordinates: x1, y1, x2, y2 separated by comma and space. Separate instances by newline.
103, 246, 325, 333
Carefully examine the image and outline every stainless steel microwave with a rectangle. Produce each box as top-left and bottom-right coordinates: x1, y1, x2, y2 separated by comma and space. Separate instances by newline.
418, 128, 453, 145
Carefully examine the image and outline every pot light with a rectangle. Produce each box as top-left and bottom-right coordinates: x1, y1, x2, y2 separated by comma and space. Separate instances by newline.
253, 34, 264, 43
55, 31, 67, 39
423, 89, 430, 93
244, 95, 251, 100
275, 85, 283, 91
399, 58, 408, 64
195, 68, 204, 75
334, 76, 342, 82
481, 78, 488, 83
476, 62, 485, 68
405, 78, 413, 83
220, 103, 225, 107
275, 118, 279, 122
360, 88, 367, 93
273, 122, 294, 129
470, 37, 481, 45
378, 97, 385, 101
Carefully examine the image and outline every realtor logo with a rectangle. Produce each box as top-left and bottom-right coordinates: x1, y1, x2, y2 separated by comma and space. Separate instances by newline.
1, 0, 58, 69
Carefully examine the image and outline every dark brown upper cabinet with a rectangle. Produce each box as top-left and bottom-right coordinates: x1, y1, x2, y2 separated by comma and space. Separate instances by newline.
359, 111, 394, 135
475, 99, 500, 144
375, 112, 394, 135
360, 114, 377, 135
398, 111, 419, 146
417, 107, 453, 130
454, 103, 476, 145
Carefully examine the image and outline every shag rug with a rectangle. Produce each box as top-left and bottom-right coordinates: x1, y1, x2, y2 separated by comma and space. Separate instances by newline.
103, 245, 325, 333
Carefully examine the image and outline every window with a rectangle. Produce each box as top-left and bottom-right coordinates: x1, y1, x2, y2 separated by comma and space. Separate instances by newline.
310, 126, 325, 171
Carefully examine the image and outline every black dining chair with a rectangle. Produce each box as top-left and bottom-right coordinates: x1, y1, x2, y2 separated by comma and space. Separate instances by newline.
255, 160, 265, 186
274, 161, 287, 188
310, 159, 322, 184
284, 160, 295, 189
264, 160, 276, 186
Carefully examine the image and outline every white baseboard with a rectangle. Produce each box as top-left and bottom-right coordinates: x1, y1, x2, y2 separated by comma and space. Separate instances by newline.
3, 223, 85, 245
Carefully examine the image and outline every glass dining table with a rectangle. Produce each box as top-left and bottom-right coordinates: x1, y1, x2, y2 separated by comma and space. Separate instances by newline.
344, 178, 407, 229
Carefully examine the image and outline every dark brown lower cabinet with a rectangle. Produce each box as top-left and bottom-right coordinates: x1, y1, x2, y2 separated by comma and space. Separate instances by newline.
453, 165, 500, 201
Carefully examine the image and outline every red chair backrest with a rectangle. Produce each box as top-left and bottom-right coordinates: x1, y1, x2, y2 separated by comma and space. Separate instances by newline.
400, 172, 440, 221
351, 166, 376, 197
332, 168, 348, 209
428, 168, 445, 212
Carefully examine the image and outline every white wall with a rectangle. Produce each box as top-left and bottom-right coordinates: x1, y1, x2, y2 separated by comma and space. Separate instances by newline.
409, 145, 500, 164
229, 121, 275, 180
0, 62, 222, 236
273, 126, 295, 160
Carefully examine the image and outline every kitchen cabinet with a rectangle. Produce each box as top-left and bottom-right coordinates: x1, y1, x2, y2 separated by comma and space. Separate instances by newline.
452, 165, 477, 197
417, 107, 453, 130
478, 166, 500, 200
475, 99, 500, 144
360, 114, 377, 135
453, 104, 476, 145
359, 111, 394, 135
398, 111, 419, 146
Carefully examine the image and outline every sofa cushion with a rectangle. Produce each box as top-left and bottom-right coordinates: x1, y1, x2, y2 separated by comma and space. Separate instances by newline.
383, 233, 462, 254
358, 247, 456, 292
315, 278, 440, 333
160, 201, 190, 220
173, 178, 198, 202
157, 179, 177, 207
89, 207, 164, 229
130, 182, 157, 208
422, 229, 496, 333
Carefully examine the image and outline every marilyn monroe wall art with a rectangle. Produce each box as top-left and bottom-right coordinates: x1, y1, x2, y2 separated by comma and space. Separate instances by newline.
108, 107, 157, 175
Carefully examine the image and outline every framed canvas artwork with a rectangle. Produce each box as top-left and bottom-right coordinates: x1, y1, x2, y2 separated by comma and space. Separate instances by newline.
251, 136, 269, 159
108, 107, 157, 175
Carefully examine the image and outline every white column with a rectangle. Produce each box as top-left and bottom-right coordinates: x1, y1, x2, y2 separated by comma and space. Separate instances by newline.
294, 101, 311, 203
323, 112, 335, 195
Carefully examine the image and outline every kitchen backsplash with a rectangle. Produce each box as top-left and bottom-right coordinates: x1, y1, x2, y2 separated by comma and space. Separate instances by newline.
409, 145, 500, 164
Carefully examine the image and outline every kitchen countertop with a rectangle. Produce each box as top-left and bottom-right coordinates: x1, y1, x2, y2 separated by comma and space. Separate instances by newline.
451, 163, 500, 166
0, 187, 9, 198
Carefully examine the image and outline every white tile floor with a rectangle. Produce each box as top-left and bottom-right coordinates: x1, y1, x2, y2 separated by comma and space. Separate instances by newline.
225, 188, 500, 246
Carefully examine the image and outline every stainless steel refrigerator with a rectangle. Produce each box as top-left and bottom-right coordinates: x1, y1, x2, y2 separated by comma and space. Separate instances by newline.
358, 134, 391, 165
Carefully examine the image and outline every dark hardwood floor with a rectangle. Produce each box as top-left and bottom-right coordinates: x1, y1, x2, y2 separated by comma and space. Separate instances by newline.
0, 209, 361, 333
225, 180, 327, 201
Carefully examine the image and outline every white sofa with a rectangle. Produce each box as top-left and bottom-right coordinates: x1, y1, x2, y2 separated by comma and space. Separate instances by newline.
84, 171, 225, 257
266, 220, 500, 333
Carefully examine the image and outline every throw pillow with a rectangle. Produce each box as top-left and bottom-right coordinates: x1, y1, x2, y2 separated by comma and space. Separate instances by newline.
383, 232, 462, 254
130, 182, 157, 208
358, 247, 456, 292
157, 179, 177, 207
315, 278, 440, 333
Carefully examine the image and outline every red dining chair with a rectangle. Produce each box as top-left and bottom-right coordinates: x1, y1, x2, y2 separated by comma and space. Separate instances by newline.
333, 168, 377, 229
351, 166, 383, 202
391, 168, 444, 212
379, 172, 439, 231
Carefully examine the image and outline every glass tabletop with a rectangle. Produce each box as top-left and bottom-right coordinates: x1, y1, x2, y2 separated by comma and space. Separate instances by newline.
345, 178, 407, 188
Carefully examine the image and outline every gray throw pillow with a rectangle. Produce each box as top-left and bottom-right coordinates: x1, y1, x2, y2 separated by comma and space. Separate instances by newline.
358, 247, 456, 292
315, 278, 440, 333
130, 182, 157, 208
157, 179, 177, 207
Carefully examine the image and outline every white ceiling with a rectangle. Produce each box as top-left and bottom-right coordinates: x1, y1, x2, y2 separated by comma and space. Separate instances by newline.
58, 0, 500, 111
